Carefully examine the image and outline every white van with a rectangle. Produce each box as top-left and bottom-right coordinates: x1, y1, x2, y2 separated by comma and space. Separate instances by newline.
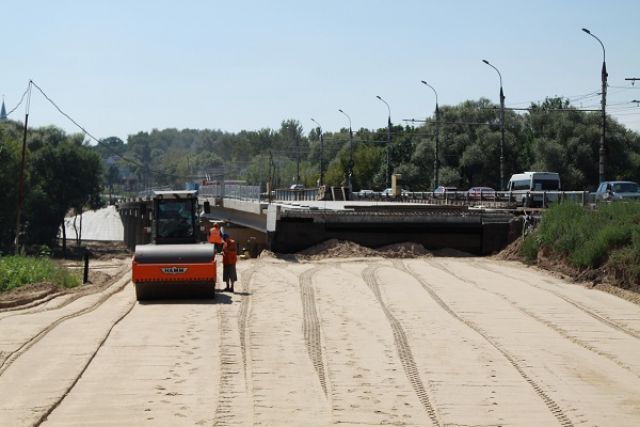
507, 172, 561, 207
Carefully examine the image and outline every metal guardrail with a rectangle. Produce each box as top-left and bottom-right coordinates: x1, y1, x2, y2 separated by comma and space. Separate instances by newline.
273, 188, 320, 202
199, 183, 261, 201
126, 186, 596, 209
351, 190, 595, 207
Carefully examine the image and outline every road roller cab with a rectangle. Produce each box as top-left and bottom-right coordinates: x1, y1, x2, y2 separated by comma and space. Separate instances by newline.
131, 190, 216, 301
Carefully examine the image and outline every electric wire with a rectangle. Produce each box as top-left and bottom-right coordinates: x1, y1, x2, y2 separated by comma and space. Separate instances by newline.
29, 80, 189, 181
5, 83, 31, 117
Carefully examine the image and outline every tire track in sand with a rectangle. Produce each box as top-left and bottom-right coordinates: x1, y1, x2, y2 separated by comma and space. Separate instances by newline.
33, 295, 136, 426
362, 265, 441, 427
239, 266, 257, 390
473, 260, 640, 339
299, 267, 329, 396
0, 274, 132, 376
212, 264, 258, 426
394, 260, 574, 427
429, 259, 640, 378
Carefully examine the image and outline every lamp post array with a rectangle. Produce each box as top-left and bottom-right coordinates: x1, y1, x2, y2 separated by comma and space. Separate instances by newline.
582, 27, 608, 183
302, 27, 610, 192
421, 80, 440, 189
375, 95, 392, 189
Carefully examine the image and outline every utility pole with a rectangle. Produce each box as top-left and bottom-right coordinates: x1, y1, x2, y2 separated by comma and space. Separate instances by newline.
583, 28, 608, 183
296, 133, 301, 184
376, 96, 392, 189
310, 118, 324, 186
268, 151, 273, 203
14, 81, 32, 255
338, 109, 354, 190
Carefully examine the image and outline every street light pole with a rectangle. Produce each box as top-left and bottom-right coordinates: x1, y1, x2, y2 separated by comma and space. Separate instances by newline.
310, 118, 324, 186
376, 95, 392, 189
582, 28, 608, 183
338, 109, 354, 190
421, 81, 440, 189
482, 59, 506, 191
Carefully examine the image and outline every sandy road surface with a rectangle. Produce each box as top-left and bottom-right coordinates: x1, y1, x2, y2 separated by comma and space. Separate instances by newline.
1, 255, 640, 426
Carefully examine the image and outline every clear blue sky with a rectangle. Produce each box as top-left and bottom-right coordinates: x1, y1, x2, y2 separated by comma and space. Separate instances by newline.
3, 0, 640, 142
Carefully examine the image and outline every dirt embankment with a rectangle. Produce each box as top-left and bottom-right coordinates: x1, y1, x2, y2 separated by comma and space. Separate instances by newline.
0, 241, 131, 310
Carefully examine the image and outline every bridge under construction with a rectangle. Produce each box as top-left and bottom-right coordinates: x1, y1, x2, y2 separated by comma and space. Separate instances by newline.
117, 184, 564, 255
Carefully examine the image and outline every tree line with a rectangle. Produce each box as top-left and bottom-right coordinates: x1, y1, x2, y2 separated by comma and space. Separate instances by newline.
1, 96, 639, 251
103, 96, 640, 193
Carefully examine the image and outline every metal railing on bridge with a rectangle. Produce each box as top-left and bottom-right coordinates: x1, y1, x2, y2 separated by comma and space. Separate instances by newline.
350, 190, 595, 208
199, 183, 261, 201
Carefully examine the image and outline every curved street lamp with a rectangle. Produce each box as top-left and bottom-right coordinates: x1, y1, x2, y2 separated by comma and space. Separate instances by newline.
582, 27, 608, 183
482, 59, 506, 190
338, 109, 354, 190
310, 118, 324, 187
376, 95, 392, 189
421, 80, 440, 189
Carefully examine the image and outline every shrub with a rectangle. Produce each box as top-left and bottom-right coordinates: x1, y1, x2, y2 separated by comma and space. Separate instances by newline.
520, 234, 540, 262
0, 256, 81, 292
525, 201, 640, 271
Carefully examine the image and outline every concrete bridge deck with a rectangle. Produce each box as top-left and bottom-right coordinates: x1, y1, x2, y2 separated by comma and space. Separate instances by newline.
119, 190, 522, 255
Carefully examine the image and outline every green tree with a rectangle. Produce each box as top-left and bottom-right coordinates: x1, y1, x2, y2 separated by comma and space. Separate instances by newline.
24, 133, 104, 250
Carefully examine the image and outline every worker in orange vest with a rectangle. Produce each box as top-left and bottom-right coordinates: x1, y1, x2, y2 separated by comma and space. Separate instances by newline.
208, 223, 223, 252
222, 232, 238, 292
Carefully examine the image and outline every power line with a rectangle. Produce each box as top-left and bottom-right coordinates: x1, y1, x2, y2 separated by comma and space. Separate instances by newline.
5, 83, 31, 117
29, 80, 189, 181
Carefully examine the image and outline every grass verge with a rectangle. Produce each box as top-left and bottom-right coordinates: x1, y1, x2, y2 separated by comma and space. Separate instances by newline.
0, 256, 81, 292
521, 201, 640, 288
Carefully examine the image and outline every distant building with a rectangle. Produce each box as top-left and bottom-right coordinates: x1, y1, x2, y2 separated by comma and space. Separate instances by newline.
0, 97, 7, 121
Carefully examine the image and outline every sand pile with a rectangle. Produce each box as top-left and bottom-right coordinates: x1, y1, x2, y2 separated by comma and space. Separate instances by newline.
493, 237, 524, 260
299, 239, 380, 258
258, 239, 432, 261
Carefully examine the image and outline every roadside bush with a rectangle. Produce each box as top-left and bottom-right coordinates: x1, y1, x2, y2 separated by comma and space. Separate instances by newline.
570, 224, 631, 268
0, 256, 80, 292
520, 234, 540, 262
520, 201, 640, 275
607, 230, 640, 287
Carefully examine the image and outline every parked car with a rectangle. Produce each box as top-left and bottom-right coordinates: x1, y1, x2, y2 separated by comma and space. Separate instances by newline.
289, 184, 304, 190
382, 188, 408, 197
594, 181, 640, 201
433, 186, 458, 198
467, 186, 496, 200
356, 189, 375, 197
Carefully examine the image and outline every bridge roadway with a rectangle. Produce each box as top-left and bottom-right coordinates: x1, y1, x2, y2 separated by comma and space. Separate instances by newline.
120, 192, 520, 255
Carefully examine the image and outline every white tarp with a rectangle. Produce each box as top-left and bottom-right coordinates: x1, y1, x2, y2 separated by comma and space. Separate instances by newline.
60, 205, 124, 241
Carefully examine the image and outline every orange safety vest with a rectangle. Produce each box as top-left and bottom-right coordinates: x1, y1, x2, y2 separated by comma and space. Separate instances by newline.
222, 239, 238, 265
208, 226, 223, 244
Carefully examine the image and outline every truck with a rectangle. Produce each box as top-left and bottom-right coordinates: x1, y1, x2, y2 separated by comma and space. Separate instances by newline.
507, 172, 561, 207
131, 190, 217, 301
